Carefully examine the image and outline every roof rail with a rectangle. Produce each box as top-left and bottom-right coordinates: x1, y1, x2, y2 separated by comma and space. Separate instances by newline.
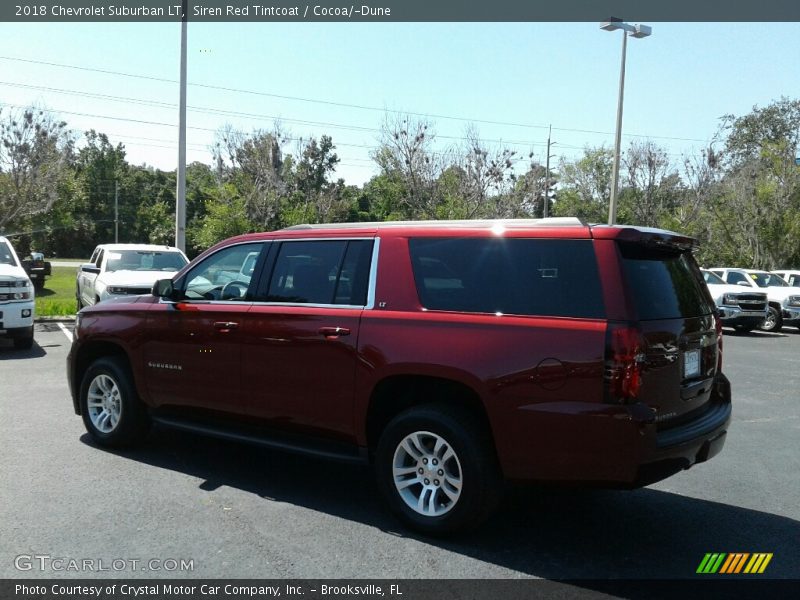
282, 217, 586, 231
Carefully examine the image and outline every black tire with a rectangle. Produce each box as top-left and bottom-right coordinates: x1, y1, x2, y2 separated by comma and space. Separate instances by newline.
761, 305, 783, 333
375, 404, 502, 535
13, 328, 34, 350
79, 356, 150, 448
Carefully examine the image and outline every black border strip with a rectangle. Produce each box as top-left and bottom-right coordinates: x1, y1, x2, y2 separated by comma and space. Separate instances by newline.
3, 1, 800, 23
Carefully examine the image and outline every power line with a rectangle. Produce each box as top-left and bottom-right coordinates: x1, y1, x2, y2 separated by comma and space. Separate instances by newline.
0, 54, 713, 145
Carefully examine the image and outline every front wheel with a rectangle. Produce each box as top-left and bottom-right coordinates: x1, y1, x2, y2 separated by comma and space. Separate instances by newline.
375, 404, 501, 535
13, 327, 34, 350
761, 305, 783, 333
80, 356, 150, 447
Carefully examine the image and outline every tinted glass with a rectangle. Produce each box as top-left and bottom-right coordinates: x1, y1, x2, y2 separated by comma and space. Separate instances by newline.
620, 244, 714, 320
335, 240, 374, 306
264, 239, 373, 306
182, 243, 264, 301
409, 238, 605, 318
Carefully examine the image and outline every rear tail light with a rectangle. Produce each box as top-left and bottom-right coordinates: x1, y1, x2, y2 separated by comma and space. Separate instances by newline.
604, 322, 646, 404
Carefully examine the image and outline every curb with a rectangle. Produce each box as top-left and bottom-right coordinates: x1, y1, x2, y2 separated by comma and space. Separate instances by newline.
35, 316, 76, 323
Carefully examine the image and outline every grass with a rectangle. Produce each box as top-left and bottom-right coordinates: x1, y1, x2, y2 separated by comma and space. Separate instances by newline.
35, 266, 78, 317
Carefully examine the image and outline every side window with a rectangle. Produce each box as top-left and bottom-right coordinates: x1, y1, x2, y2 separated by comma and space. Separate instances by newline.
89, 248, 99, 264
336, 240, 374, 306
181, 242, 265, 301
409, 238, 604, 318
95, 250, 104, 269
726, 272, 745, 284
264, 240, 374, 306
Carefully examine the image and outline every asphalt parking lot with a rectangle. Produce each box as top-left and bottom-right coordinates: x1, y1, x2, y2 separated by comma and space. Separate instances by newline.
1, 323, 798, 584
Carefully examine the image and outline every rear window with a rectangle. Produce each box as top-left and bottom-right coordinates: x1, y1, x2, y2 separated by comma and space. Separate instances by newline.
408, 238, 605, 319
620, 243, 714, 320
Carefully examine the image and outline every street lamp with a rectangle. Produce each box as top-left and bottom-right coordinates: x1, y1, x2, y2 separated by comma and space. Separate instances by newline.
600, 17, 652, 225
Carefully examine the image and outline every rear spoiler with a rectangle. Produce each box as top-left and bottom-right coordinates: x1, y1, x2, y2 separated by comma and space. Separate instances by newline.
589, 225, 699, 251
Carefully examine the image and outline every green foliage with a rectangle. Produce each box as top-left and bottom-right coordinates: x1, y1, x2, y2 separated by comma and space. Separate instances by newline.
4, 99, 800, 270
192, 186, 253, 250
35, 266, 78, 316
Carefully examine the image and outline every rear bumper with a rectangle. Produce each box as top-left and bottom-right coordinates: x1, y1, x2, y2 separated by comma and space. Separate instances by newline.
499, 374, 732, 486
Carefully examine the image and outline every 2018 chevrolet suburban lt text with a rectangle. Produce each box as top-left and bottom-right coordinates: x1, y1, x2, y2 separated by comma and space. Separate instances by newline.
67, 218, 732, 534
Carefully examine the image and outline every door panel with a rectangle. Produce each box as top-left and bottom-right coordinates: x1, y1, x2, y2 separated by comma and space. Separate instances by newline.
241, 306, 362, 439
144, 301, 251, 414
141, 241, 267, 415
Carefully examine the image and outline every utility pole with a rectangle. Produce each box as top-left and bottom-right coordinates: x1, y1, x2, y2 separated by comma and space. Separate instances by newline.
114, 180, 119, 243
175, 0, 188, 251
544, 125, 554, 218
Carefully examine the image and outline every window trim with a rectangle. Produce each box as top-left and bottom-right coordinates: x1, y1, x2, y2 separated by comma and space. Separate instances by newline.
255, 236, 378, 310
170, 240, 269, 304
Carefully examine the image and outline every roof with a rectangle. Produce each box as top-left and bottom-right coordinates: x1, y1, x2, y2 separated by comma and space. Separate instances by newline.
282, 217, 587, 231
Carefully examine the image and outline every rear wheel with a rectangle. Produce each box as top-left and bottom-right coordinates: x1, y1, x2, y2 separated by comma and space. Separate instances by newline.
375, 404, 501, 535
761, 305, 783, 333
80, 356, 150, 447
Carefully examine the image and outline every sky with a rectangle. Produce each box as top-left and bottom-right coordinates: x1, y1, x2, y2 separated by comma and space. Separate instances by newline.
1, 21, 798, 185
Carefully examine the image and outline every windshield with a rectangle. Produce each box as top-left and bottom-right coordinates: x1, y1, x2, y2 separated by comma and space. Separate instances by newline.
702, 270, 726, 285
0, 241, 19, 266
105, 250, 187, 273
749, 271, 788, 288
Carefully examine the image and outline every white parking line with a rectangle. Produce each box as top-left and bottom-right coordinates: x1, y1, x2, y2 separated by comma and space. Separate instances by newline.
57, 322, 73, 342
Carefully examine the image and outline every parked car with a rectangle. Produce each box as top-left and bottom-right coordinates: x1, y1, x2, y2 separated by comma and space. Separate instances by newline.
708, 268, 800, 332
771, 270, 800, 287
68, 219, 732, 534
76, 244, 189, 308
20, 252, 52, 290
0, 236, 35, 349
701, 270, 768, 332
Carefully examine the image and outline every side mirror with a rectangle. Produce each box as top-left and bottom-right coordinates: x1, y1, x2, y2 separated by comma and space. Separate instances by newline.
152, 278, 179, 301
80, 263, 101, 274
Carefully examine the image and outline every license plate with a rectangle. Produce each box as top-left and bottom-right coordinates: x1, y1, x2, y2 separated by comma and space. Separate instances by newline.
684, 349, 701, 378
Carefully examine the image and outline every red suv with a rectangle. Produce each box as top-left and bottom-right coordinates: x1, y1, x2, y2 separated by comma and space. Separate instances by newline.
68, 218, 731, 534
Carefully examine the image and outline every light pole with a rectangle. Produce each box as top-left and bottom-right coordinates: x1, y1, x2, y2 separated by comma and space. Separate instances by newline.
175, 0, 188, 252
600, 17, 651, 225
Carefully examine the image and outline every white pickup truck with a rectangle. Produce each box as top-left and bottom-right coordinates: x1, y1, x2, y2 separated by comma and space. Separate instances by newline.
0, 236, 35, 349
708, 267, 800, 332
77, 244, 189, 308
701, 270, 768, 332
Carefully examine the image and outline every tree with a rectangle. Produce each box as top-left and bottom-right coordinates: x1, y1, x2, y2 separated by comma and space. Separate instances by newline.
374, 115, 444, 219
618, 139, 681, 227
553, 147, 613, 223
0, 106, 72, 232
713, 99, 800, 268
213, 124, 288, 231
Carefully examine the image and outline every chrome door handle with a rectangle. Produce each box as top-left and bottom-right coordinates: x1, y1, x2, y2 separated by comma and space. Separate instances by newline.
319, 326, 350, 338
213, 321, 239, 332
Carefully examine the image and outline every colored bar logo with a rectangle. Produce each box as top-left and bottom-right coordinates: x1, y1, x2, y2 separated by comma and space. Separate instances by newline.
697, 553, 773, 574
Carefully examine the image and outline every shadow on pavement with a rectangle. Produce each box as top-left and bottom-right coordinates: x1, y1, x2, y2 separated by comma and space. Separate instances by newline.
80, 425, 800, 588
